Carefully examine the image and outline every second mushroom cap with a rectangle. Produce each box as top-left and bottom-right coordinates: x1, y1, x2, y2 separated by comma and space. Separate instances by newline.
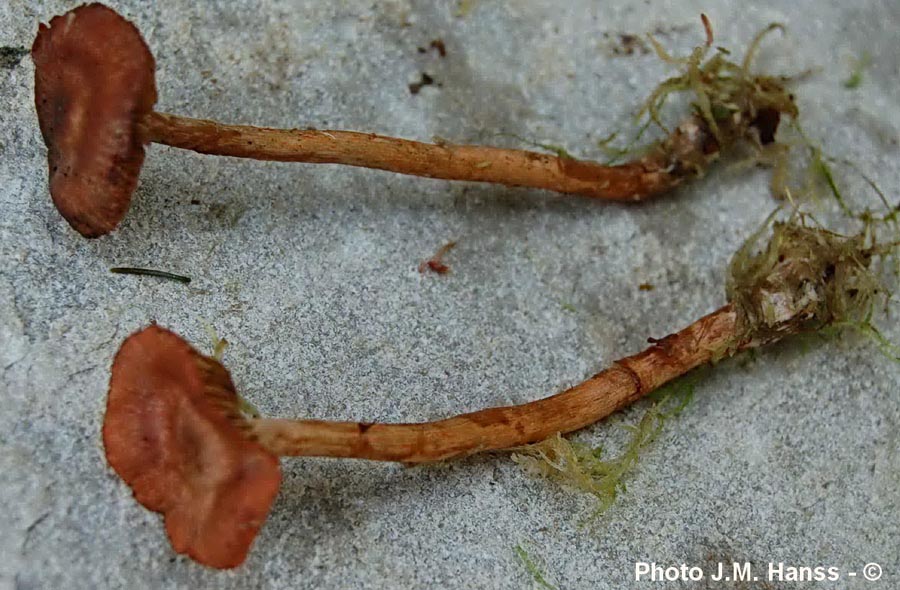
103, 325, 281, 569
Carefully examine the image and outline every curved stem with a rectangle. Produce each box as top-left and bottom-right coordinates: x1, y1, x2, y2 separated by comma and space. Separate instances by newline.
251, 304, 739, 463
143, 111, 696, 201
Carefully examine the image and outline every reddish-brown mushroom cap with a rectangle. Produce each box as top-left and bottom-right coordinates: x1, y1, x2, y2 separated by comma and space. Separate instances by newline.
103, 325, 281, 569
32, 3, 157, 237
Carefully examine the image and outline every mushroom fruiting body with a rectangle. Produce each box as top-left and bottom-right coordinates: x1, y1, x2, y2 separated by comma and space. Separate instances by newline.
101, 215, 887, 568
103, 325, 281, 569
32, 3, 157, 237
33, 4, 793, 237
103, 309, 737, 567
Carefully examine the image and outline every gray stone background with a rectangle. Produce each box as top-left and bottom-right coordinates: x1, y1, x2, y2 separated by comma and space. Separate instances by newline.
1, 1, 898, 588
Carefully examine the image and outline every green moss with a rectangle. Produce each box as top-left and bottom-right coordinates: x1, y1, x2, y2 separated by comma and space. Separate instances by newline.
785, 124, 900, 232
203, 324, 262, 419
640, 21, 796, 144
843, 52, 871, 89
514, 544, 558, 590
455, 0, 476, 18
203, 323, 230, 360
514, 18, 797, 170
726, 209, 898, 354
512, 376, 696, 519
597, 18, 797, 175
596, 120, 654, 164
534, 143, 575, 160
813, 151, 850, 214
494, 132, 578, 160
783, 123, 854, 214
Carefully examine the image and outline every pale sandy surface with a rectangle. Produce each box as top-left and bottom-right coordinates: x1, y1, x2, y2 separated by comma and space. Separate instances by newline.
1, 1, 898, 588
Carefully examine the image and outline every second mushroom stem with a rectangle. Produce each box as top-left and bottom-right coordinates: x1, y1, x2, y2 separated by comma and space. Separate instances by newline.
250, 304, 738, 463
142, 111, 685, 200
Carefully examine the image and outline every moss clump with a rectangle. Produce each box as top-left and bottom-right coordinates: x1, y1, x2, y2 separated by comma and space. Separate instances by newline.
642, 21, 797, 144
726, 212, 896, 351
526, 18, 797, 173
600, 17, 799, 183
512, 378, 694, 519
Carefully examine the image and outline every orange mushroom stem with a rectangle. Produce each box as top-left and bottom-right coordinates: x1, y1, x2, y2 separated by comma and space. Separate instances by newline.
248, 304, 739, 462
33, 4, 793, 237
140, 110, 702, 202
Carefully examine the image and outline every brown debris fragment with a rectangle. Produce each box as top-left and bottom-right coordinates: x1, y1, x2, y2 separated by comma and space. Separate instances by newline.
419, 240, 457, 274
430, 39, 447, 57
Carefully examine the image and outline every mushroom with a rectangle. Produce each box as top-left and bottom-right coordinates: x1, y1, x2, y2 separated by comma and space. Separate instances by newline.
103, 325, 281, 569
103, 216, 887, 568
34, 4, 794, 237
104, 311, 737, 567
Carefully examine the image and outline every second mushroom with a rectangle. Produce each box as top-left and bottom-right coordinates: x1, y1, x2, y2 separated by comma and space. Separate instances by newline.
103, 212, 888, 569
